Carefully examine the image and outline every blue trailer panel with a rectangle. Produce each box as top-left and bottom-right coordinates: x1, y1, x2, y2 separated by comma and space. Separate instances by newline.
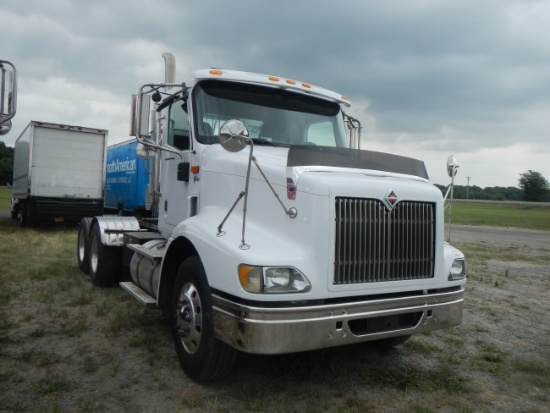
105, 139, 150, 214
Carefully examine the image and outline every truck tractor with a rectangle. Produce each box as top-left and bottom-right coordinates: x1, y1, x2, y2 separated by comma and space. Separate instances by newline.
77, 53, 466, 382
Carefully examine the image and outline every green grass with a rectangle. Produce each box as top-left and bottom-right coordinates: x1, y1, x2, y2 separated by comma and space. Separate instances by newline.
448, 201, 550, 230
0, 186, 10, 211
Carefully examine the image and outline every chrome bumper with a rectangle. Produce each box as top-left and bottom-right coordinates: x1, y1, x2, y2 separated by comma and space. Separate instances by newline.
212, 288, 464, 354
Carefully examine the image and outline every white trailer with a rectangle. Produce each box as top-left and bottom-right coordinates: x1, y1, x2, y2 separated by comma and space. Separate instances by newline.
11, 121, 107, 225
77, 54, 466, 382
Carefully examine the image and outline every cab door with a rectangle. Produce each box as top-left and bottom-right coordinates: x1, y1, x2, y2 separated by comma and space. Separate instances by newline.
159, 103, 193, 229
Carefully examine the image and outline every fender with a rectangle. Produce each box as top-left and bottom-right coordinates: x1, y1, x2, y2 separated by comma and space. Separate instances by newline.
92, 216, 141, 246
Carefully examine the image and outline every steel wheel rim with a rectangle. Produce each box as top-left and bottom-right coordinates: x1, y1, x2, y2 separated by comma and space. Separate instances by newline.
175, 282, 202, 354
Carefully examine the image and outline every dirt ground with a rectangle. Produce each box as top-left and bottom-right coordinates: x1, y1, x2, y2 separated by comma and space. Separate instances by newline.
0, 224, 548, 413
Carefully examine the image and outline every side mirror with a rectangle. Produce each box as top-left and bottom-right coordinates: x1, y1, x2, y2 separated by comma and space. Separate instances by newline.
0, 60, 17, 134
219, 119, 250, 153
0, 119, 11, 136
130, 94, 151, 138
447, 155, 459, 177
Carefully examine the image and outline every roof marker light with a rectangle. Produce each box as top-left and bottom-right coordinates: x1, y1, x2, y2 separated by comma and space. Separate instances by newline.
286, 79, 296, 85
209, 69, 223, 76
301, 83, 311, 89
268, 76, 280, 82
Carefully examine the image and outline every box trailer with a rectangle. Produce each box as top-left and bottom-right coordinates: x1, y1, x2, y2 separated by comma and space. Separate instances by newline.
11, 121, 107, 225
104, 139, 152, 216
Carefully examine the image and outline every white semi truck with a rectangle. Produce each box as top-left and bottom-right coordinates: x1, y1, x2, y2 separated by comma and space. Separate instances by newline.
77, 54, 466, 382
11, 121, 108, 225
0, 59, 17, 135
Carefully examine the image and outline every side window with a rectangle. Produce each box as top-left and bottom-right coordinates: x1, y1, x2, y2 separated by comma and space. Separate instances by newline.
168, 104, 190, 150
307, 121, 336, 147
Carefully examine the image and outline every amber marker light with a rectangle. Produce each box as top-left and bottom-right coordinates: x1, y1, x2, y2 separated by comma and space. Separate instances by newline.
209, 69, 223, 76
301, 83, 311, 89
286, 79, 297, 85
238, 265, 262, 293
190, 165, 200, 174
268, 76, 280, 82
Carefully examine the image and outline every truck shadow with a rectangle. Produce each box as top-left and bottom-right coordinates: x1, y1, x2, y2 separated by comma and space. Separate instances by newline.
220, 341, 402, 388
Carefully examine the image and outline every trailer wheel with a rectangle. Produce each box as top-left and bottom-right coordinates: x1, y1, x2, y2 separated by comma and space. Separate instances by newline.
19, 202, 28, 227
77, 218, 93, 274
172, 256, 237, 382
10, 202, 18, 220
89, 223, 118, 287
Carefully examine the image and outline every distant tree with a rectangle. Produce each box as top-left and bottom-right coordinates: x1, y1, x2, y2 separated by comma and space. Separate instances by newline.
0, 141, 15, 186
518, 170, 549, 202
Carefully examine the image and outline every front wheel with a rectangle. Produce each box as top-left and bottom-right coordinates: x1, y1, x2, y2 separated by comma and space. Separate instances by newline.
172, 256, 237, 382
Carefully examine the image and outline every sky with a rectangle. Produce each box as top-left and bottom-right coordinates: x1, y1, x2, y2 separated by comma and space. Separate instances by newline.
1, 0, 549, 187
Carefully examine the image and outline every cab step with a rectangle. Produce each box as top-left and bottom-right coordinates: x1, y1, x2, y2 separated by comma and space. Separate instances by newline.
119, 281, 157, 308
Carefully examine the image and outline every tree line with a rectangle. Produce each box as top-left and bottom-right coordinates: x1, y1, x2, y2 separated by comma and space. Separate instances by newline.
1, 139, 549, 201
435, 170, 549, 202
0, 141, 14, 186
434, 183, 524, 201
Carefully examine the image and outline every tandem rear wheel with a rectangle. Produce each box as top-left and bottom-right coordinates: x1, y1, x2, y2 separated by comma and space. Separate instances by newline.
77, 218, 93, 274
88, 222, 120, 287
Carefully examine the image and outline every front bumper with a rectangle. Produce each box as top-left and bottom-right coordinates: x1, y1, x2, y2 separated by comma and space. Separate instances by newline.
212, 287, 464, 354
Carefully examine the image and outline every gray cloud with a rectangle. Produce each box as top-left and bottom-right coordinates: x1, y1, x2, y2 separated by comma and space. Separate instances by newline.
1, 0, 549, 186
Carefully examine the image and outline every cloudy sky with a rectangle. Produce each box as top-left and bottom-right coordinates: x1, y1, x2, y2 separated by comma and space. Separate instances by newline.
2, 0, 549, 187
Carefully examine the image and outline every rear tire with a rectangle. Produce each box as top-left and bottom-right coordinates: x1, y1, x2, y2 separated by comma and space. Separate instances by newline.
77, 218, 93, 274
10, 203, 18, 220
172, 256, 237, 382
19, 202, 28, 227
89, 223, 119, 287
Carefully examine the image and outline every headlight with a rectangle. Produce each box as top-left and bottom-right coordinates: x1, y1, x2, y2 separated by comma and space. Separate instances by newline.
238, 265, 311, 294
448, 259, 466, 281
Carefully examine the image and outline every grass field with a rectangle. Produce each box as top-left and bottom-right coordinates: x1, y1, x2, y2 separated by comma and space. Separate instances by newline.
0, 186, 10, 212
0, 214, 548, 412
450, 201, 550, 231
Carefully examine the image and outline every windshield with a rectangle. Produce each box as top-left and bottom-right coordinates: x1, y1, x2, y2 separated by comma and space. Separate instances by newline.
192, 80, 349, 147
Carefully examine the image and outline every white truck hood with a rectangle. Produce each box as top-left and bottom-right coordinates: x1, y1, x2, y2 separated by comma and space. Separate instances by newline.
200, 144, 432, 198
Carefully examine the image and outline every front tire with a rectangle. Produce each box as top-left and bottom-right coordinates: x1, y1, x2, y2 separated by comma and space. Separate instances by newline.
89, 223, 119, 287
172, 256, 237, 382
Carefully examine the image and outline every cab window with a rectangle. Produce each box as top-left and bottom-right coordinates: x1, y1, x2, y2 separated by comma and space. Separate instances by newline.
168, 104, 190, 150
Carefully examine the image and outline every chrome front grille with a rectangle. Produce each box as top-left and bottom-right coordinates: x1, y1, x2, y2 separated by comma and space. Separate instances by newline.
334, 197, 435, 284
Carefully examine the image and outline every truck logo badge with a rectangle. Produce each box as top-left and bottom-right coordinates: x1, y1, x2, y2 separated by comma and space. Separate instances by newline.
385, 190, 398, 210
287, 178, 296, 200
